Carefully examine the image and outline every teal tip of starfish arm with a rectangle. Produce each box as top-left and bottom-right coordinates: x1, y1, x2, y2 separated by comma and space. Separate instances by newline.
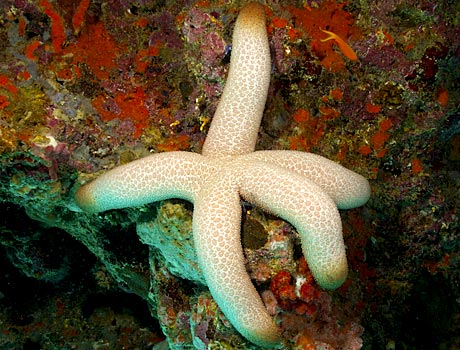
74, 179, 124, 214
74, 178, 150, 214
235, 321, 284, 349
314, 260, 348, 290
74, 183, 98, 213
337, 175, 371, 210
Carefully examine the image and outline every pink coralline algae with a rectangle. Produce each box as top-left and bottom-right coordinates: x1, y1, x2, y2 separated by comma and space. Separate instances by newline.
181, 6, 227, 93
268, 258, 364, 350
137, 201, 204, 284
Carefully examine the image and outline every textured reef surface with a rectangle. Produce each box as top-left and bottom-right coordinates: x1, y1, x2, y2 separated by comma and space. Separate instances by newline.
0, 0, 459, 349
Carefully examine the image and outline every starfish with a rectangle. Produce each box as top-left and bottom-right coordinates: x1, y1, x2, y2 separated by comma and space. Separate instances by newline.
75, 3, 370, 348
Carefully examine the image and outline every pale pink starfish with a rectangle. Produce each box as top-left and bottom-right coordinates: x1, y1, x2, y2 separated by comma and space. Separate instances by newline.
75, 3, 370, 347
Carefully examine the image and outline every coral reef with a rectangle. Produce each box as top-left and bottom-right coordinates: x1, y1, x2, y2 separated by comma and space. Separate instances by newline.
138, 201, 204, 284
0, 0, 459, 349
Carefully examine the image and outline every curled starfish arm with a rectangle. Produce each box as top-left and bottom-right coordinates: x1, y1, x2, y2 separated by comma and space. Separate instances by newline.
75, 152, 211, 213
237, 160, 347, 290
193, 171, 283, 349
247, 151, 371, 209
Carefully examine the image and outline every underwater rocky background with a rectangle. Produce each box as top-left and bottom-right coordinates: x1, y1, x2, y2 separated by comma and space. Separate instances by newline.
0, 0, 459, 349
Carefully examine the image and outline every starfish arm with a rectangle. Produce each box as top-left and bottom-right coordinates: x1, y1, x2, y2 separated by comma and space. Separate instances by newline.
201, 3, 271, 158
193, 174, 283, 348
236, 160, 348, 290
75, 152, 211, 213
246, 150, 371, 209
